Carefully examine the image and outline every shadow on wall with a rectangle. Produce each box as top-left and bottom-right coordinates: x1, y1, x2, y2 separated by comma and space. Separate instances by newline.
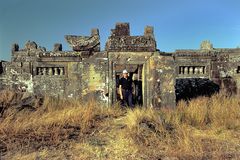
175, 78, 220, 102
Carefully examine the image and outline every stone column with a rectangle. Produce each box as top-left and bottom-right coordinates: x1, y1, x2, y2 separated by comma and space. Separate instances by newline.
49, 68, 53, 75
54, 68, 58, 75
43, 68, 47, 75
194, 67, 199, 74
199, 67, 203, 74
60, 68, 64, 75
180, 66, 184, 74
184, 67, 188, 74
38, 68, 42, 75
189, 67, 193, 74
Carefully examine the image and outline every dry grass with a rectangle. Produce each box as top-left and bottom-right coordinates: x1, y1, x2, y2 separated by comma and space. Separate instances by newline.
0, 90, 240, 159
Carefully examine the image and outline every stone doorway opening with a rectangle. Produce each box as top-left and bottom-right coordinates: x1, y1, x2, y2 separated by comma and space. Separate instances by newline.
115, 64, 143, 106
175, 78, 220, 102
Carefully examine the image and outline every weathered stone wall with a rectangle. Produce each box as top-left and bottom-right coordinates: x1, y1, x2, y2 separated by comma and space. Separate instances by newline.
210, 49, 240, 95
0, 23, 240, 108
143, 53, 176, 108
81, 52, 108, 104
106, 23, 156, 52
0, 61, 33, 92
174, 51, 212, 79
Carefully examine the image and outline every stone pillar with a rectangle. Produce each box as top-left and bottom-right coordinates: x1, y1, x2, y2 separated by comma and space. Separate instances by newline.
179, 66, 184, 74
194, 67, 199, 74
199, 67, 203, 74
49, 68, 53, 75
38, 68, 42, 75
54, 68, 58, 75
189, 67, 193, 74
60, 68, 64, 75
43, 68, 47, 75
184, 67, 188, 74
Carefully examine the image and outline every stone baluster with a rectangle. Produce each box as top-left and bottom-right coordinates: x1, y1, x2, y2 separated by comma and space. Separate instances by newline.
202, 67, 205, 74
60, 68, 64, 75
194, 67, 199, 74
184, 67, 188, 74
43, 68, 47, 75
54, 68, 58, 75
38, 68, 42, 75
49, 67, 53, 75
189, 67, 193, 74
199, 67, 203, 74
181, 67, 184, 74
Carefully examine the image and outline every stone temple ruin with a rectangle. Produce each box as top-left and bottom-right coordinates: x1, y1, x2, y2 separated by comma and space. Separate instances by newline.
0, 22, 240, 108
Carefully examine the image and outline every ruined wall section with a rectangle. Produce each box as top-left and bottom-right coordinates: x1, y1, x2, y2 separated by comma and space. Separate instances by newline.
32, 52, 82, 98
211, 49, 240, 95
1, 62, 33, 93
228, 49, 240, 94
1, 27, 110, 105
0, 41, 44, 93
1, 38, 109, 106
174, 50, 212, 79
33, 51, 108, 105
143, 53, 176, 108
105, 23, 156, 52
81, 52, 108, 104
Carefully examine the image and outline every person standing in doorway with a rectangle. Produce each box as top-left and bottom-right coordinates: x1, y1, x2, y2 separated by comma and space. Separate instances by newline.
119, 69, 133, 107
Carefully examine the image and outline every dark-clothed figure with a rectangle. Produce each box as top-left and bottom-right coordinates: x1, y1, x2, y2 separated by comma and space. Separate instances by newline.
119, 70, 133, 107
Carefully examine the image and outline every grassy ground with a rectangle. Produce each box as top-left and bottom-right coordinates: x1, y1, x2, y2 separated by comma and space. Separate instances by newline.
0, 90, 240, 160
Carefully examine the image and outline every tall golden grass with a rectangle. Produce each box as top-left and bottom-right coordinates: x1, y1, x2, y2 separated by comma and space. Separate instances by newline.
0, 90, 240, 159
122, 94, 240, 158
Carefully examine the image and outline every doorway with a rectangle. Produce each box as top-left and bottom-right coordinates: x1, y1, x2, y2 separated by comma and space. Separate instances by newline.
114, 64, 143, 106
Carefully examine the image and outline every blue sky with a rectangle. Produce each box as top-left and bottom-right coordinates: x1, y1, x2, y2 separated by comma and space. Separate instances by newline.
0, 0, 240, 60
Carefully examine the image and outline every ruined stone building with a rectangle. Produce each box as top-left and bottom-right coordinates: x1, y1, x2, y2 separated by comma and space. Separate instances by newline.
0, 23, 240, 108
